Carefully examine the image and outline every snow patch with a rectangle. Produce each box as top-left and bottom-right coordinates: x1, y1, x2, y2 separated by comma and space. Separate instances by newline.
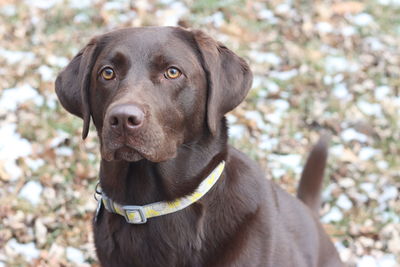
358, 147, 380, 160
249, 51, 281, 65
325, 56, 359, 74
321, 206, 343, 223
19, 181, 43, 205
66, 247, 85, 264
0, 84, 43, 112
228, 125, 247, 139
27, 0, 60, 9
268, 154, 302, 173
0, 123, 32, 180
38, 65, 55, 82
269, 69, 298, 80
7, 239, 40, 260
357, 100, 382, 117
336, 194, 353, 210
341, 128, 368, 143
333, 83, 351, 100
316, 22, 333, 33
351, 13, 374, 26
374, 86, 391, 101
0, 48, 35, 64
156, 2, 188, 26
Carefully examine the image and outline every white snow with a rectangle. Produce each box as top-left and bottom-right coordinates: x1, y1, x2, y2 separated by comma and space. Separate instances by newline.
265, 80, 280, 94
7, 239, 40, 260
378, 0, 400, 5
74, 13, 90, 23
316, 22, 333, 33
376, 254, 397, 267
333, 83, 351, 100
272, 99, 289, 111
325, 56, 359, 74
357, 255, 377, 267
228, 125, 247, 139
47, 55, 69, 68
271, 168, 285, 178
258, 8, 277, 24
0, 84, 43, 112
360, 183, 377, 198
341, 128, 368, 143
336, 194, 353, 210
269, 69, 298, 80
203, 12, 225, 28
249, 51, 282, 65
341, 26, 356, 37
103, 1, 127, 10
374, 86, 391, 101
0, 123, 32, 180
0, 4, 16, 16
50, 130, 70, 147
321, 206, 343, 223
25, 158, 45, 171
268, 154, 302, 173
365, 37, 384, 51
19, 181, 43, 205
358, 147, 380, 160
379, 186, 398, 203
244, 111, 267, 130
355, 254, 396, 267
275, 3, 291, 14
68, 0, 93, 9
66, 247, 85, 264
38, 65, 55, 82
55, 147, 74, 157
259, 136, 278, 151
351, 13, 374, 27
357, 100, 382, 117
27, 0, 60, 9
155, 1, 188, 26
0, 48, 35, 64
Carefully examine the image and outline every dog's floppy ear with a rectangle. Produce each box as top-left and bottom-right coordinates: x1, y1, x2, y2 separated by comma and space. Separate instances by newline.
55, 39, 97, 139
192, 30, 253, 135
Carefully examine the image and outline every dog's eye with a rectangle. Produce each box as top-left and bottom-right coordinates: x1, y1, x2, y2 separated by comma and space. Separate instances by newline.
165, 67, 181, 79
101, 67, 115, 80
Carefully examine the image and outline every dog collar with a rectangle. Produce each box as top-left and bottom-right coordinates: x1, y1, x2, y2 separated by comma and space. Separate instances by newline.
98, 161, 225, 224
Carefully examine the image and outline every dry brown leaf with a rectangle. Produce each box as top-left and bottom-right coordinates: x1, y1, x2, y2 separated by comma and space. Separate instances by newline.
332, 2, 365, 15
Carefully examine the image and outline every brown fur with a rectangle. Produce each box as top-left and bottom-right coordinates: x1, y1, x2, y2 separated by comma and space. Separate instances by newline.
56, 26, 343, 267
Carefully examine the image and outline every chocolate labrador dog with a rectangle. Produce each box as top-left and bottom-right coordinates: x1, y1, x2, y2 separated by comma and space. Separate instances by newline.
55, 26, 343, 267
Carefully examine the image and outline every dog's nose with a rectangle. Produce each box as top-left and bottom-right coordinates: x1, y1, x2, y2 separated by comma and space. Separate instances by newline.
108, 104, 144, 131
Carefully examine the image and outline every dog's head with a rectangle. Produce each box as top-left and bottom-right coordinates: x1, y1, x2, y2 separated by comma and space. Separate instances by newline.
56, 27, 252, 162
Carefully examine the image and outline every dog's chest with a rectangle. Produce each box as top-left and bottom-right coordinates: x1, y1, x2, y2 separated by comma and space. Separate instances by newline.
94, 211, 204, 267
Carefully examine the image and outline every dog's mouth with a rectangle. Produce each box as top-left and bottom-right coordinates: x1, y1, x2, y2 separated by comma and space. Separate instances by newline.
101, 124, 180, 163
114, 146, 144, 162
101, 143, 146, 162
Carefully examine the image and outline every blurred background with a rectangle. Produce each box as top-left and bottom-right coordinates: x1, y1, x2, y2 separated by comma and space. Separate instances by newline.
0, 0, 399, 266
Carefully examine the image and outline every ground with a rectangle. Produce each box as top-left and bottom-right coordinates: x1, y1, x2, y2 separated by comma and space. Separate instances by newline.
0, 0, 399, 266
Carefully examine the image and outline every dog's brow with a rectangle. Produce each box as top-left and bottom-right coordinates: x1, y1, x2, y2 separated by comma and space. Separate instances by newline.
150, 53, 171, 70
110, 51, 130, 68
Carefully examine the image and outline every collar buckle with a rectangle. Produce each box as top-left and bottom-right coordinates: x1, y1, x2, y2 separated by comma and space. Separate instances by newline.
123, 205, 147, 224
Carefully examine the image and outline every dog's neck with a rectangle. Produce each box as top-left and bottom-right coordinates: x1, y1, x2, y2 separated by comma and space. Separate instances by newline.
99, 120, 228, 206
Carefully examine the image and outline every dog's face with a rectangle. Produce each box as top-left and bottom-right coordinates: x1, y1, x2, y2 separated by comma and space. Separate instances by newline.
88, 28, 208, 162
56, 27, 252, 162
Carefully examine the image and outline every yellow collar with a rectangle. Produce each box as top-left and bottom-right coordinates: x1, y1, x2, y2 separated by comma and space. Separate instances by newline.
99, 161, 225, 224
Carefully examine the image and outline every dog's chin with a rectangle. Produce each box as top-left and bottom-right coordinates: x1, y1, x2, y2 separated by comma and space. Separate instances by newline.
115, 147, 144, 162
101, 138, 179, 162
102, 146, 177, 162
102, 146, 143, 162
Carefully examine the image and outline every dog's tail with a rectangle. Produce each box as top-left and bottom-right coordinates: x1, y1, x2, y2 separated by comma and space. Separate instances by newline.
297, 134, 330, 214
